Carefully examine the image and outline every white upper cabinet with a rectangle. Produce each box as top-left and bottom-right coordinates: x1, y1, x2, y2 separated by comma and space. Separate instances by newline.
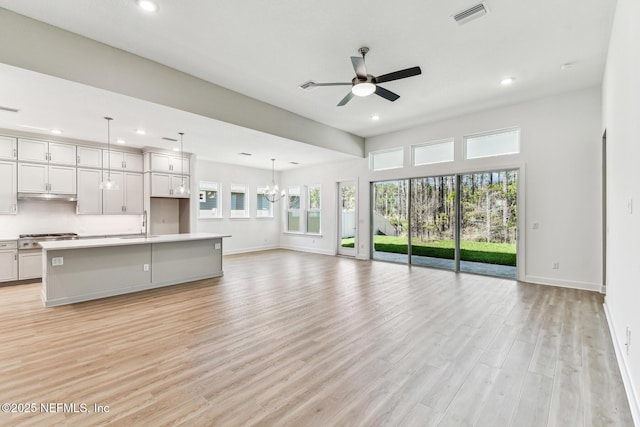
150, 173, 190, 198
147, 152, 190, 175
48, 142, 77, 165
17, 163, 76, 194
18, 139, 76, 165
102, 171, 143, 214
0, 161, 17, 214
77, 146, 102, 168
76, 168, 102, 214
102, 150, 143, 172
0, 136, 17, 160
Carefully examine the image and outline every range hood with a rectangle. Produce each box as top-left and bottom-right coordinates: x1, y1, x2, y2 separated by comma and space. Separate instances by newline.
18, 193, 78, 202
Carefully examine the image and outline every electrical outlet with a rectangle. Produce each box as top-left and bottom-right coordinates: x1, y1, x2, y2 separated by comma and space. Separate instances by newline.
214, 243, 221, 250
51, 257, 64, 266
532, 222, 539, 229
143, 264, 149, 272
552, 261, 559, 269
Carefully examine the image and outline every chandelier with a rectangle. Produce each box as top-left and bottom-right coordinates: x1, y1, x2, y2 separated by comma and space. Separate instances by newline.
99, 116, 119, 190
263, 158, 285, 203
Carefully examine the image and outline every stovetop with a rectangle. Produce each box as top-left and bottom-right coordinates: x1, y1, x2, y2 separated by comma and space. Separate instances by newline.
18, 233, 79, 249
19, 233, 78, 239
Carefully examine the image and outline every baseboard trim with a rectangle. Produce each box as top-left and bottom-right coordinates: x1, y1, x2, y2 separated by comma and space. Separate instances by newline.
278, 244, 335, 256
523, 275, 601, 292
223, 245, 279, 255
604, 302, 640, 426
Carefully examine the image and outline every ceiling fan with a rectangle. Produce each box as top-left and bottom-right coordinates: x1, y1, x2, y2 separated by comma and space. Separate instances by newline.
302, 47, 422, 107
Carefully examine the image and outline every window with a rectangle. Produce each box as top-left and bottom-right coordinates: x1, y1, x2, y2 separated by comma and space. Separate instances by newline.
464, 128, 520, 159
199, 181, 221, 218
306, 185, 321, 234
287, 186, 301, 232
370, 147, 404, 171
412, 138, 454, 166
256, 186, 273, 218
230, 184, 249, 218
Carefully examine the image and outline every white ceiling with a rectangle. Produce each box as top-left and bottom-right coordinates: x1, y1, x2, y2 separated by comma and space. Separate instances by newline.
0, 0, 616, 169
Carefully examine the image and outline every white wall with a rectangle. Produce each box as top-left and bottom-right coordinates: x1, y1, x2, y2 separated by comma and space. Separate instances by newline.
281, 87, 603, 292
602, 0, 640, 422
0, 200, 142, 237
194, 159, 280, 254
279, 160, 368, 256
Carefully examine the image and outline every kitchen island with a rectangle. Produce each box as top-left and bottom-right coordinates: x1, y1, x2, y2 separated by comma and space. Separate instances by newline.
39, 232, 230, 307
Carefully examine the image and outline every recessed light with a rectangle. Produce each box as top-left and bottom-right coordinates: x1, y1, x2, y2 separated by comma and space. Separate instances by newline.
136, 129, 146, 135
371, 114, 380, 121
137, 0, 158, 12
560, 62, 575, 71
500, 77, 515, 86
51, 129, 63, 135
116, 138, 126, 144
172, 147, 180, 152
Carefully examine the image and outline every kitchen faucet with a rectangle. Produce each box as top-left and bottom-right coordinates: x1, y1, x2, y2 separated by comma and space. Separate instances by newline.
142, 210, 148, 237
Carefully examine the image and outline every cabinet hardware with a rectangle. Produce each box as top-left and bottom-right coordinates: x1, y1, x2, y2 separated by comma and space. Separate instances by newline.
14, 254, 17, 261
122, 160, 125, 169
77, 155, 80, 164
12, 148, 16, 158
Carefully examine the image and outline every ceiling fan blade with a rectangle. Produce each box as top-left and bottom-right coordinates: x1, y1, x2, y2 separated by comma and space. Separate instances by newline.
375, 86, 400, 102
337, 91, 355, 106
375, 66, 422, 84
351, 56, 368, 79
312, 82, 352, 87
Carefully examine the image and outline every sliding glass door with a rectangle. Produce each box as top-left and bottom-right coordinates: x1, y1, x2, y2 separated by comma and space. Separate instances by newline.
371, 169, 518, 279
371, 180, 409, 263
410, 176, 456, 270
459, 170, 517, 278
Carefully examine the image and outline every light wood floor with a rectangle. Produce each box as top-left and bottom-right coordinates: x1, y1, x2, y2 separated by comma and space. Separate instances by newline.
0, 250, 633, 426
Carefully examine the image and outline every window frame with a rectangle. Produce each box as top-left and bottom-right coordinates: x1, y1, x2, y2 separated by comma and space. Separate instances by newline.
306, 184, 322, 234
255, 186, 274, 218
286, 186, 302, 233
198, 181, 222, 219
369, 147, 404, 171
463, 127, 520, 160
411, 138, 455, 166
230, 183, 250, 219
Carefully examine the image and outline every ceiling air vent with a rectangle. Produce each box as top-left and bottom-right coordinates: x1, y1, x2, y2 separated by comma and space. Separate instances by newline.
299, 80, 317, 91
453, 2, 488, 25
162, 136, 178, 142
0, 105, 20, 113
239, 152, 252, 156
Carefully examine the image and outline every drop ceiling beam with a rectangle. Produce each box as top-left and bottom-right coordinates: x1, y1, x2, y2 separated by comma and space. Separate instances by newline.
0, 8, 364, 158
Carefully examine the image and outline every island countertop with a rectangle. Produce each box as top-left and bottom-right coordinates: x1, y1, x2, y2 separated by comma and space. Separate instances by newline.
40, 232, 231, 307
39, 232, 231, 251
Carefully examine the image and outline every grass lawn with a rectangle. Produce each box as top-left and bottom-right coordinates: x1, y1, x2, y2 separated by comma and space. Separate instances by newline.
341, 235, 516, 266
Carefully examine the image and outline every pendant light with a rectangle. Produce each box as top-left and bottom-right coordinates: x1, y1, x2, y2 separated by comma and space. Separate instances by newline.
263, 158, 285, 203
174, 132, 190, 195
99, 117, 119, 190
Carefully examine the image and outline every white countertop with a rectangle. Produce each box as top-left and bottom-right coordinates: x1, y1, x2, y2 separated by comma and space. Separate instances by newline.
39, 232, 231, 250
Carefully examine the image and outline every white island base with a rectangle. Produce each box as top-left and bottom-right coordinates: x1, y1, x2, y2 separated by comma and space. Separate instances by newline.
39, 233, 230, 307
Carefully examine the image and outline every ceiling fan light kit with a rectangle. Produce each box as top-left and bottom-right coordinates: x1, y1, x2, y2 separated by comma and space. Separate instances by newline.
305, 46, 422, 106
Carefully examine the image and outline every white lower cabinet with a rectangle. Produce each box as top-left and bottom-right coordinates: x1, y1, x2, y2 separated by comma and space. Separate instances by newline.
151, 173, 190, 198
0, 241, 18, 282
18, 163, 76, 194
18, 249, 41, 280
103, 171, 143, 214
